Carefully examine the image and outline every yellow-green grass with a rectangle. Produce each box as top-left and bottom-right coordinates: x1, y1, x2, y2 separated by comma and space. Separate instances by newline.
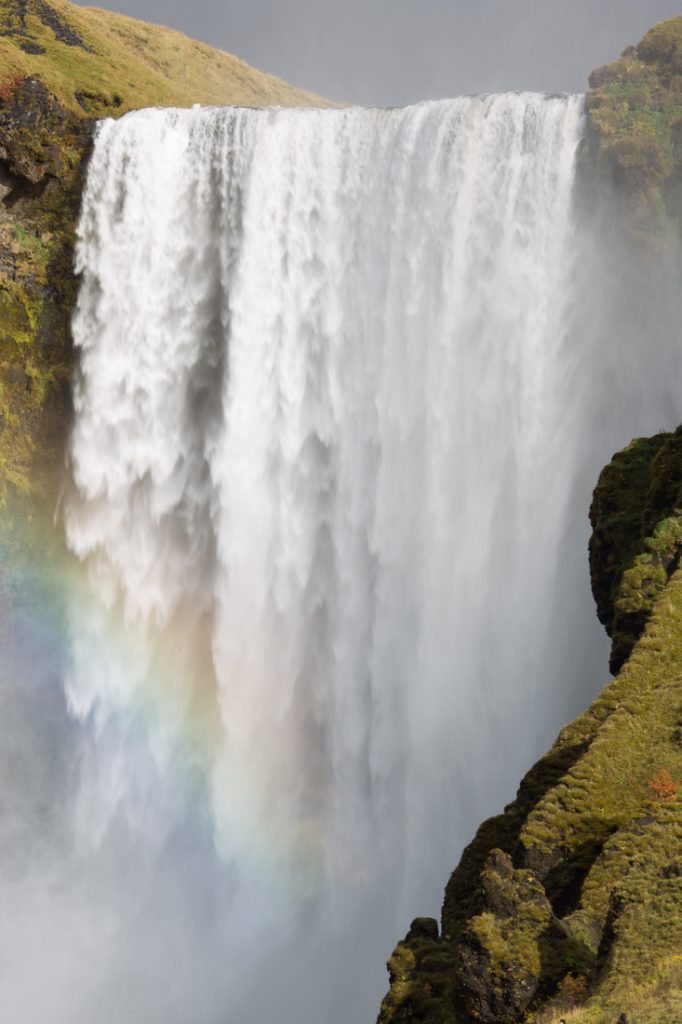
521, 569, 682, 876
534, 956, 682, 1024
0, 0, 330, 116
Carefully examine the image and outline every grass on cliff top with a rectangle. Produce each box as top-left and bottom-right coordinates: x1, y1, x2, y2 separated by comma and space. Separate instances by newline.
0, 0, 329, 116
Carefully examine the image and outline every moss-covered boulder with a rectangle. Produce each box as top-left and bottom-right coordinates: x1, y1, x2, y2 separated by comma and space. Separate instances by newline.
453, 851, 557, 1023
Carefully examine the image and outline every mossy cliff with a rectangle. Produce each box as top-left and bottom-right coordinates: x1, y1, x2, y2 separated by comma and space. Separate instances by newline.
378, 432, 682, 1024
379, 19, 682, 1024
0, 0, 325, 504
584, 15, 682, 256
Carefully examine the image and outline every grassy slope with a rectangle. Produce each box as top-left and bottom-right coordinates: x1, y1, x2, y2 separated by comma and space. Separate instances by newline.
0, 0, 327, 114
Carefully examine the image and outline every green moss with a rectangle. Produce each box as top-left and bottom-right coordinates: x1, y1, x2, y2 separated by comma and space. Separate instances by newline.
585, 15, 682, 253
378, 929, 460, 1024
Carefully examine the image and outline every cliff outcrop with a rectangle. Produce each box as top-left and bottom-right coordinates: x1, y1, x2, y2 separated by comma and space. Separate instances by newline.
378, 430, 682, 1024
584, 16, 682, 256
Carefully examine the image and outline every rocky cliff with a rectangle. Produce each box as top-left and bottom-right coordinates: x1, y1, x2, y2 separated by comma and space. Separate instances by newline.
584, 15, 682, 257
378, 19, 682, 1024
379, 429, 682, 1024
0, 0, 325, 506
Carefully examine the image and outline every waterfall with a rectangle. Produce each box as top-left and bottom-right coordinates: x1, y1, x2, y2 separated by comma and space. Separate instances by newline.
6, 95, 680, 1023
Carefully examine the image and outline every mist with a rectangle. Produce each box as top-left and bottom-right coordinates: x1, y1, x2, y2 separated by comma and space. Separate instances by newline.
71, 0, 682, 105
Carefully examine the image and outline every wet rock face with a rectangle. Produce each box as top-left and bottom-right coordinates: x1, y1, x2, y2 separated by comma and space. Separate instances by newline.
0, 73, 90, 499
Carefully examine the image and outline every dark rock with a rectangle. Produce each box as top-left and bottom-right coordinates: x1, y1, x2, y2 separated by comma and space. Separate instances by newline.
19, 41, 46, 55
32, 0, 92, 50
589, 427, 682, 673
405, 918, 439, 942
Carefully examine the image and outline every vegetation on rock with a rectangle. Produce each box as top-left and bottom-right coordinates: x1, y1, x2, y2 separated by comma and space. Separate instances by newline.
379, 451, 682, 1021
0, 71, 87, 500
585, 15, 682, 255
589, 426, 682, 673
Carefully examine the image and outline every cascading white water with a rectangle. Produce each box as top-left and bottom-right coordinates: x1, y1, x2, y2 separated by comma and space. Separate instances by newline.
67, 93, 585, 902
6, 95, 679, 1023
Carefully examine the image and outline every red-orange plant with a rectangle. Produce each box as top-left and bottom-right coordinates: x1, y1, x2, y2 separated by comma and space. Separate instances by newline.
648, 768, 681, 802
0, 76, 25, 103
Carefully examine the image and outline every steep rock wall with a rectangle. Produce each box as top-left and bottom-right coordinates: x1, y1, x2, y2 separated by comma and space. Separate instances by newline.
378, 432, 682, 1024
